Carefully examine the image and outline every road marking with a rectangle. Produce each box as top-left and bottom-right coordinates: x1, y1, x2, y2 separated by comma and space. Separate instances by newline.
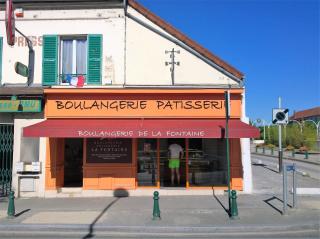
296, 188, 320, 195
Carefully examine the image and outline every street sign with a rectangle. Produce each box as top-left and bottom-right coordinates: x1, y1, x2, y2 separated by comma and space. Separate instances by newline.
272, 108, 289, 124
286, 164, 295, 171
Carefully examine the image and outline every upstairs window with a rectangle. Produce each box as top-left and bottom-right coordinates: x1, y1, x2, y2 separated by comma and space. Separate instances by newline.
60, 37, 87, 85
42, 34, 102, 86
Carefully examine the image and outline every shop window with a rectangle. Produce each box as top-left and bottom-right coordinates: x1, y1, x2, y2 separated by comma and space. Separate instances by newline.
137, 139, 157, 186
188, 139, 227, 186
42, 34, 102, 86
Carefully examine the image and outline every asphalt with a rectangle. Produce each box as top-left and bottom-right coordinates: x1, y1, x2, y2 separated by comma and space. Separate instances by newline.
252, 147, 320, 165
0, 151, 319, 238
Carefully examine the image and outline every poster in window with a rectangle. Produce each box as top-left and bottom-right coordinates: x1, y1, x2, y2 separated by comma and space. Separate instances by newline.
86, 138, 132, 163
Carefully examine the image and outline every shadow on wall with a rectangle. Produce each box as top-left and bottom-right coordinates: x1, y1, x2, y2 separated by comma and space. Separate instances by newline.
83, 188, 129, 239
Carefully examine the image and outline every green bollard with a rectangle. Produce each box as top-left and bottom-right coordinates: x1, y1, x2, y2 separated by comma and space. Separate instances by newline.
255, 147, 258, 153
7, 191, 15, 218
262, 147, 265, 154
152, 191, 161, 220
230, 190, 239, 219
305, 151, 308, 159
271, 148, 274, 155
292, 150, 295, 158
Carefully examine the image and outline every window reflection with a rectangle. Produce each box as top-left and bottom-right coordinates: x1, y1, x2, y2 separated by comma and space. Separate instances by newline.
188, 139, 227, 186
137, 139, 157, 186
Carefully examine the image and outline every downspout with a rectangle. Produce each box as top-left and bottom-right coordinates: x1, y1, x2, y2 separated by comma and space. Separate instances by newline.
126, 11, 243, 85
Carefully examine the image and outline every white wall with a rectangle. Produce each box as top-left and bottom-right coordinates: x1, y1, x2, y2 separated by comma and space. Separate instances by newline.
240, 88, 253, 193
12, 117, 46, 197
0, 8, 125, 86
126, 7, 240, 86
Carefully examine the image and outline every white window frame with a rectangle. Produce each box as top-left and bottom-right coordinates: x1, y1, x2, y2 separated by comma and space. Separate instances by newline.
59, 35, 87, 85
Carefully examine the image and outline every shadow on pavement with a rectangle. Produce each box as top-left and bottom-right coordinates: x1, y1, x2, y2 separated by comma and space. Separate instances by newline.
264, 196, 292, 215
82, 189, 129, 239
15, 209, 31, 217
252, 163, 279, 174
213, 191, 230, 216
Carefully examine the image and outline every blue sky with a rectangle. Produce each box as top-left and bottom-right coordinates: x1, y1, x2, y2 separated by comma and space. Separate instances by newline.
139, 0, 319, 123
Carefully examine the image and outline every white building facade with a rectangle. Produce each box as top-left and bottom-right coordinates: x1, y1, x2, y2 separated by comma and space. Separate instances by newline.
0, 0, 257, 198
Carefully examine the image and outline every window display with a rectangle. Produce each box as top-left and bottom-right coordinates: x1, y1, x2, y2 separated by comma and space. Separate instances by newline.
137, 139, 157, 186
188, 139, 227, 186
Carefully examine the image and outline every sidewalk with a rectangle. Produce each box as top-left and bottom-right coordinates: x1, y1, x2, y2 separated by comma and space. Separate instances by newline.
0, 193, 319, 238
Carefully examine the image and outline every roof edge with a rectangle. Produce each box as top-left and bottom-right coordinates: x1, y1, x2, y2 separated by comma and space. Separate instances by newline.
127, 0, 244, 80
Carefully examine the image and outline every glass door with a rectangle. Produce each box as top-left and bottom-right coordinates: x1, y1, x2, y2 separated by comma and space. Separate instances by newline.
159, 139, 186, 187
137, 139, 158, 186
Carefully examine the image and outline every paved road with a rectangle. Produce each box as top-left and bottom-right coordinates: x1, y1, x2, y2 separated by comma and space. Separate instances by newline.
251, 154, 320, 195
0, 154, 319, 238
252, 154, 320, 180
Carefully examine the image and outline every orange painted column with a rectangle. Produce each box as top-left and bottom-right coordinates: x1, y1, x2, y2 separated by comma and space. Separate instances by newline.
45, 138, 64, 189
230, 139, 243, 190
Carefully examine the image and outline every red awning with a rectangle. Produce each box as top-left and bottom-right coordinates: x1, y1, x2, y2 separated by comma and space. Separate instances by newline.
23, 119, 259, 138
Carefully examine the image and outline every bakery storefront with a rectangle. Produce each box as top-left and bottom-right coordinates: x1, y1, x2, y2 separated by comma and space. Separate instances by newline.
23, 88, 258, 192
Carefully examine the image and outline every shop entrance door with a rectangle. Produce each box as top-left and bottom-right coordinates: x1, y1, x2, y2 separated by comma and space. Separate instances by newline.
160, 139, 186, 187
64, 139, 83, 187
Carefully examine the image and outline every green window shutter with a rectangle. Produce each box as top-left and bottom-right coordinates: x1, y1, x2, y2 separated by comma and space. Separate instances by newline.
42, 35, 58, 86
87, 34, 102, 85
0, 37, 2, 84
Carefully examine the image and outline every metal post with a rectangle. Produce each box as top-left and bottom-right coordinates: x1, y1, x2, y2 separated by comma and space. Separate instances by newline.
305, 151, 309, 159
292, 163, 297, 209
282, 164, 287, 215
7, 191, 15, 218
225, 91, 231, 216
278, 97, 283, 173
152, 191, 161, 220
230, 190, 239, 219
263, 121, 266, 142
15, 28, 34, 86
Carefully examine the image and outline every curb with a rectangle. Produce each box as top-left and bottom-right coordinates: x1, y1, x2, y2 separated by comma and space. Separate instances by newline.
251, 152, 320, 166
0, 223, 318, 234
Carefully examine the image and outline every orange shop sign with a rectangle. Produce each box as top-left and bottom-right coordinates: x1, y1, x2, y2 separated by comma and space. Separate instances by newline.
46, 99, 241, 118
